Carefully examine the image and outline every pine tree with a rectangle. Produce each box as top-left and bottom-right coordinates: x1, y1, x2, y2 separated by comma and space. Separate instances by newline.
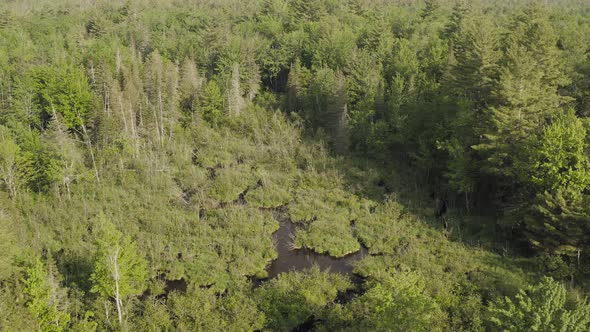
520, 111, 590, 257
488, 277, 590, 331
30, 65, 94, 131
179, 58, 203, 125
526, 189, 590, 257
201, 80, 224, 125
420, 0, 439, 20
444, 0, 470, 42
474, 6, 570, 180
289, 0, 325, 21
450, 15, 500, 108
119, 55, 143, 156
328, 71, 349, 154
90, 214, 147, 326
286, 58, 308, 113
441, 15, 500, 204
245, 61, 261, 102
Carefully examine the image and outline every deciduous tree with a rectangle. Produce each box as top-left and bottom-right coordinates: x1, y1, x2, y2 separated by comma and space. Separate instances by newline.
90, 214, 147, 326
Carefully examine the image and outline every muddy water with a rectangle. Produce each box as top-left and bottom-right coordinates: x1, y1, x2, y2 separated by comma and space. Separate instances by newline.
264, 209, 368, 281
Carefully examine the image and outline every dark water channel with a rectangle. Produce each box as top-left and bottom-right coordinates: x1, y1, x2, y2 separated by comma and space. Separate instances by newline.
263, 208, 368, 284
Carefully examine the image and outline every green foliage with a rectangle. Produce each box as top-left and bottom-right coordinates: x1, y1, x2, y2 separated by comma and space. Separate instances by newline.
290, 185, 363, 257
30, 65, 93, 130
202, 206, 279, 279
245, 170, 294, 208
330, 271, 445, 331
23, 258, 71, 332
255, 267, 351, 331
200, 80, 224, 125
169, 283, 265, 331
90, 214, 148, 324
488, 277, 590, 332
475, 5, 569, 180
530, 110, 590, 193
0, 212, 17, 280
0, 126, 20, 197
525, 189, 590, 255
356, 199, 407, 255
1, 0, 590, 330
18, 147, 62, 193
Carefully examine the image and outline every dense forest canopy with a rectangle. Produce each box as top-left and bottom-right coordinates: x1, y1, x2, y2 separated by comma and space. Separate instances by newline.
1, 0, 590, 331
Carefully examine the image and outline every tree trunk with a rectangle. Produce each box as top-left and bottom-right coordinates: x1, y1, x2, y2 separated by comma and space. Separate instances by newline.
80, 121, 101, 184
104, 300, 111, 327
158, 89, 165, 146
112, 246, 123, 324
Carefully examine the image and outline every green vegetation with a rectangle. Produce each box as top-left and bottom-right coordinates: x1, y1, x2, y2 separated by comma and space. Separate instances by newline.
0, 0, 590, 330
488, 277, 590, 332
325, 271, 445, 332
256, 267, 351, 331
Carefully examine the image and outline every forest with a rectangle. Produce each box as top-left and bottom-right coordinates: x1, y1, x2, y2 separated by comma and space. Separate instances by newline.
1, 0, 590, 330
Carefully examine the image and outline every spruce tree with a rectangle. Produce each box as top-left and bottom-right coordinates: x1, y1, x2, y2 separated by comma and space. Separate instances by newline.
329, 71, 350, 154
474, 6, 570, 181
450, 15, 500, 108
286, 58, 307, 113
526, 189, 590, 257
488, 277, 590, 331
201, 80, 224, 125
420, 0, 439, 20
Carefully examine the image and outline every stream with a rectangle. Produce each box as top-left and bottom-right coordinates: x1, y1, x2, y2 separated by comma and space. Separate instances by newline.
263, 208, 368, 284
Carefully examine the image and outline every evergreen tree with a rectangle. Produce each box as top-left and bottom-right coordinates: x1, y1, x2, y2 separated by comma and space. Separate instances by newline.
420, 0, 439, 20
526, 189, 590, 257
444, 0, 470, 43
179, 58, 203, 125
289, 0, 325, 21
474, 6, 570, 182
144, 50, 179, 146
30, 65, 94, 131
488, 277, 590, 332
442, 15, 500, 204
44, 114, 84, 199
16, 133, 63, 193
450, 15, 500, 107
328, 71, 349, 154
201, 80, 224, 125
286, 58, 308, 113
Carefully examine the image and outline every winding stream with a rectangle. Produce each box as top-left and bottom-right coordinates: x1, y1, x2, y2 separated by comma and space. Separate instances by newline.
263, 208, 368, 282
